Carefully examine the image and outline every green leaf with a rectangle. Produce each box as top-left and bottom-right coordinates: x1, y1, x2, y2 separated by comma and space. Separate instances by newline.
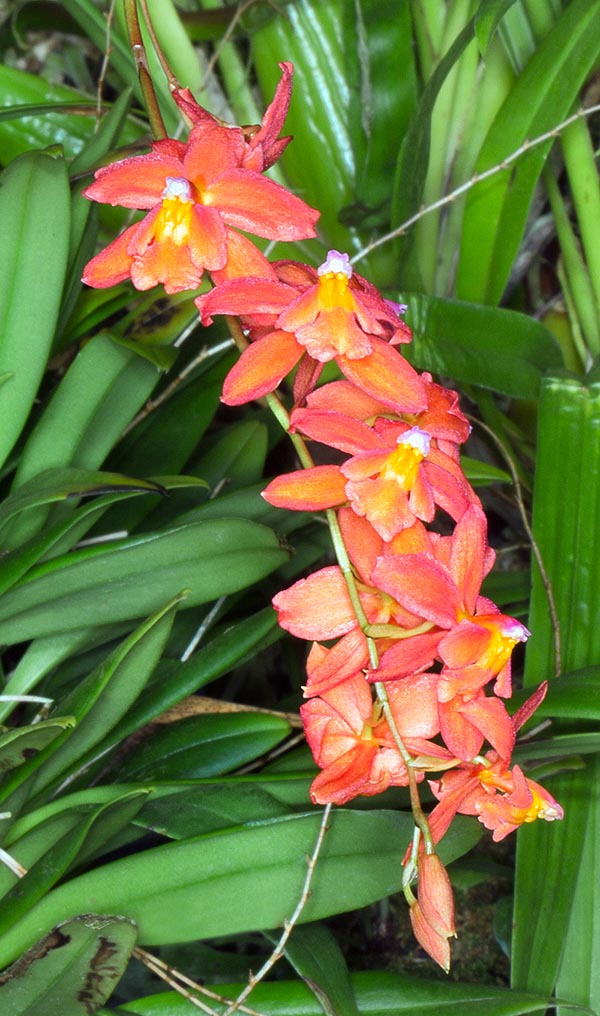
513, 666, 600, 721
251, 0, 355, 247
0, 794, 148, 937
391, 16, 476, 288
555, 755, 600, 1014
402, 293, 562, 397
0, 468, 166, 536
0, 65, 97, 163
0, 810, 479, 968
0, 479, 204, 601
0, 719, 74, 777
269, 922, 359, 1016
0, 519, 288, 644
66, 607, 281, 769
114, 970, 567, 1015
461, 456, 511, 486
475, 0, 520, 56
0, 914, 137, 1014
0, 790, 149, 903
28, 596, 181, 796
114, 713, 291, 782
133, 782, 292, 840
7, 333, 159, 548
457, 0, 600, 304
513, 768, 589, 999
0, 626, 132, 726
0, 150, 70, 471
189, 420, 269, 493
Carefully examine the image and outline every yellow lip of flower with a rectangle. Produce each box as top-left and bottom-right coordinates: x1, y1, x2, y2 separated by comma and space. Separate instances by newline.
156, 176, 195, 246
316, 249, 356, 311
381, 426, 430, 488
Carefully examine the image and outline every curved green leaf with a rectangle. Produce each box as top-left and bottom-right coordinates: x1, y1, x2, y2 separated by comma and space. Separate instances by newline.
0, 914, 137, 1014
0, 468, 166, 536
0, 720, 74, 778
25, 597, 181, 798
0, 794, 148, 937
269, 922, 359, 1016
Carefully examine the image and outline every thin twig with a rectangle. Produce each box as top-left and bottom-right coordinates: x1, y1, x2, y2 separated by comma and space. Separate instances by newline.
473, 417, 561, 677
352, 102, 600, 265
95, 0, 116, 129
0, 847, 27, 879
138, 0, 179, 90
123, 0, 167, 139
133, 947, 265, 1016
181, 596, 226, 662
122, 339, 234, 437
221, 803, 332, 1015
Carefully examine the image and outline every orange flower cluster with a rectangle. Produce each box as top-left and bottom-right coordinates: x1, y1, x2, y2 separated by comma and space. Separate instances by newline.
82, 63, 562, 971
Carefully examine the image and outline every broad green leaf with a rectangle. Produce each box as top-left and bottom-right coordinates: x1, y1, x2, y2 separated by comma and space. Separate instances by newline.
28, 596, 181, 796
133, 782, 292, 840
0, 810, 480, 968
514, 374, 600, 1003
0, 150, 70, 471
0, 478, 205, 601
4, 775, 310, 847
0, 518, 288, 644
0, 66, 96, 163
0, 914, 137, 1014
402, 293, 562, 397
188, 420, 269, 494
251, 0, 359, 256
457, 0, 600, 304
513, 769, 589, 999
514, 667, 600, 721
0, 719, 74, 778
338, 0, 418, 275
269, 922, 359, 1016
555, 755, 600, 1014
114, 970, 566, 1015
113, 713, 291, 782
0, 626, 132, 725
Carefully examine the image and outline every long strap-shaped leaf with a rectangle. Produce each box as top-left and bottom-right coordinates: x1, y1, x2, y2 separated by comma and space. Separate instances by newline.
513, 373, 600, 1010
0, 151, 70, 472
456, 0, 600, 304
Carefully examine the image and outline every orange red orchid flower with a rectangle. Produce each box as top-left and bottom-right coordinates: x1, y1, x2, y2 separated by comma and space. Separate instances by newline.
197, 250, 423, 407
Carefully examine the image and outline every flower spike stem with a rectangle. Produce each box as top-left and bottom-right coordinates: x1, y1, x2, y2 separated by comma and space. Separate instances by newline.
123, 0, 168, 140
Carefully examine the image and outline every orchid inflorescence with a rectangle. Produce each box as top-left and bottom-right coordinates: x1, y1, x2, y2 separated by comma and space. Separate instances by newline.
83, 62, 563, 971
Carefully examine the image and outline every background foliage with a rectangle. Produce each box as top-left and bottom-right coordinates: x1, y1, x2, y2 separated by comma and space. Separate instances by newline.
0, 0, 599, 1013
